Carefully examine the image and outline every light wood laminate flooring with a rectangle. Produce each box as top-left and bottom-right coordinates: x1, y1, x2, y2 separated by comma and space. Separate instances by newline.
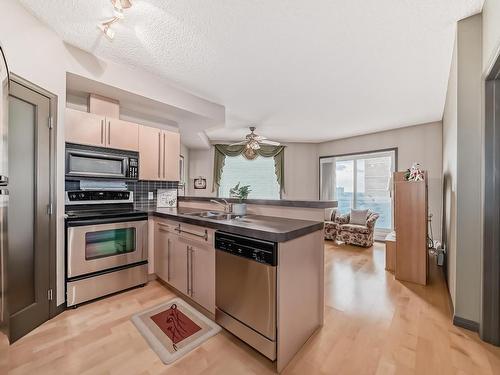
5, 242, 500, 374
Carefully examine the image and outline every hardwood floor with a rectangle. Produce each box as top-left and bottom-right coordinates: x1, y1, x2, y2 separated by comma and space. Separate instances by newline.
5, 242, 500, 374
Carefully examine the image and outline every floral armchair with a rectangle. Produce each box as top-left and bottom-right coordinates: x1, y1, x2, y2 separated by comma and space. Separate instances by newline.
336, 211, 379, 247
325, 210, 379, 247
324, 209, 339, 240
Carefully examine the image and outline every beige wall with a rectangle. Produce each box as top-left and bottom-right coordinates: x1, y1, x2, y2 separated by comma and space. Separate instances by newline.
187, 143, 319, 199
456, 14, 483, 324
442, 14, 483, 324
318, 122, 443, 240
442, 34, 458, 308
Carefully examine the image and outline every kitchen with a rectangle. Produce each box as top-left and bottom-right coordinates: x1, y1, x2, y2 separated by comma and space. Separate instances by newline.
0, 37, 333, 373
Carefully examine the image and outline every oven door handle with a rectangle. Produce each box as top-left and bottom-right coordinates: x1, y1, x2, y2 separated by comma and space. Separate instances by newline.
66, 215, 148, 227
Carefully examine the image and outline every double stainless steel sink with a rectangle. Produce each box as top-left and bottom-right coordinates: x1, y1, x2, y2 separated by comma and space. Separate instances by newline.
185, 210, 241, 221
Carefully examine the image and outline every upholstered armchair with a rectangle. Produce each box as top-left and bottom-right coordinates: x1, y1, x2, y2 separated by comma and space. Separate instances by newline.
336, 211, 379, 247
324, 208, 339, 240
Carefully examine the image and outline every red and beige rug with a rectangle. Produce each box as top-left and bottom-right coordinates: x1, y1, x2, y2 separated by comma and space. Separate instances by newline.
131, 298, 221, 364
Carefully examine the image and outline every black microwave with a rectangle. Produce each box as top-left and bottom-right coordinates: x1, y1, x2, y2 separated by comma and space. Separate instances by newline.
65, 143, 139, 180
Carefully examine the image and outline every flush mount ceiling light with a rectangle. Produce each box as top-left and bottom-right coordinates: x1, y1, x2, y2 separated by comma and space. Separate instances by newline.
98, 0, 133, 40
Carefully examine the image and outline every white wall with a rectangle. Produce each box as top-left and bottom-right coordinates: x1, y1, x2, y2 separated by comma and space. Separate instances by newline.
1, 0, 69, 306
0, 0, 223, 306
318, 122, 443, 240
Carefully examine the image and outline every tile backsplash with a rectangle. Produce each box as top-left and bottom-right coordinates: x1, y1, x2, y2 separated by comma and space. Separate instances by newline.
65, 180, 178, 209
128, 180, 178, 209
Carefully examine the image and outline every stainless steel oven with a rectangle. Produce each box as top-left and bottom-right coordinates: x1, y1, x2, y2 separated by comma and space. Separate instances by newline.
65, 143, 139, 180
65, 190, 148, 307
67, 218, 147, 279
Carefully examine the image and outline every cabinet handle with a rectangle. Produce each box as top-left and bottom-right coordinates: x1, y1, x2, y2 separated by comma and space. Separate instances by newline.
186, 245, 191, 295
163, 133, 166, 179
167, 238, 171, 282
189, 247, 194, 297
108, 121, 111, 145
158, 132, 161, 178
100, 120, 104, 144
175, 224, 208, 241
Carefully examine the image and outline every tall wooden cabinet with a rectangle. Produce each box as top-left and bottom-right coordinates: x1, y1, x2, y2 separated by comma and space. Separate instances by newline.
394, 171, 428, 285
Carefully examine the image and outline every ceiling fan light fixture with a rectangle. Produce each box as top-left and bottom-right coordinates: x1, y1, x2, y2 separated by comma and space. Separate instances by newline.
229, 126, 279, 151
99, 0, 133, 40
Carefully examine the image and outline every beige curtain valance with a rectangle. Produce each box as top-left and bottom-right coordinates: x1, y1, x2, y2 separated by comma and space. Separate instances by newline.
212, 144, 285, 193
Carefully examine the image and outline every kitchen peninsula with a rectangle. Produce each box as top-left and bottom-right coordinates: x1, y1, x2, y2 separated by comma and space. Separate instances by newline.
147, 197, 336, 372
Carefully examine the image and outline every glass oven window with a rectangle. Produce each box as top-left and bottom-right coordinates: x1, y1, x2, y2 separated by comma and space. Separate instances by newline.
85, 228, 136, 260
69, 154, 124, 176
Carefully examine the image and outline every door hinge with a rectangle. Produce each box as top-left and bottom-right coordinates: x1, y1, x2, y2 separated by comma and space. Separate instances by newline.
48, 289, 53, 301
48, 116, 53, 129
47, 203, 53, 215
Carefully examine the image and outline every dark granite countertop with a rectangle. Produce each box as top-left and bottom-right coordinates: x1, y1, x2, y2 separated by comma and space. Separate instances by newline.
143, 207, 324, 242
178, 196, 337, 209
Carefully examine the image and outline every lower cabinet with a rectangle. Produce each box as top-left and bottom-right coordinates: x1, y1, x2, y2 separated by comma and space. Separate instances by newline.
153, 220, 215, 313
169, 237, 189, 295
154, 222, 175, 284
182, 239, 215, 313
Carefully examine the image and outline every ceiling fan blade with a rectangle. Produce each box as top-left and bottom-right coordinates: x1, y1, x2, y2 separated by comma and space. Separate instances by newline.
228, 141, 248, 146
260, 140, 280, 146
253, 135, 267, 141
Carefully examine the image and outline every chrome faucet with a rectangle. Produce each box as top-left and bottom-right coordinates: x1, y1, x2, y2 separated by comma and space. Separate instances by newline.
210, 199, 233, 213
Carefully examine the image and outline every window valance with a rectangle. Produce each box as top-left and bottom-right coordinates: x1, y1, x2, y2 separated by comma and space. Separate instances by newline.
213, 144, 285, 192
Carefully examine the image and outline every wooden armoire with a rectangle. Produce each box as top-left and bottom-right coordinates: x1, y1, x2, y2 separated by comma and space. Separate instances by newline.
393, 171, 428, 285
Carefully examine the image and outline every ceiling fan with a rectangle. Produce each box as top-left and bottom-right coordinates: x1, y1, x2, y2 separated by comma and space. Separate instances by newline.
229, 127, 280, 150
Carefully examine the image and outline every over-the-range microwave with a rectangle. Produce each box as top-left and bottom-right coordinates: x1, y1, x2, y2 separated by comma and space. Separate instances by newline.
65, 143, 139, 180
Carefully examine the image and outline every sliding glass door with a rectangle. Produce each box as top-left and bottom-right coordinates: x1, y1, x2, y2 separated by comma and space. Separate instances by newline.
320, 150, 396, 235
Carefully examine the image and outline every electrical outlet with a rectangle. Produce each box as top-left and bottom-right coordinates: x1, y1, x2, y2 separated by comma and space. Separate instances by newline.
148, 192, 154, 200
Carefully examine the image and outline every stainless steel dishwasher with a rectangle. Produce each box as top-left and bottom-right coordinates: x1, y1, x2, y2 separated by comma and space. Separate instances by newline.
215, 231, 278, 360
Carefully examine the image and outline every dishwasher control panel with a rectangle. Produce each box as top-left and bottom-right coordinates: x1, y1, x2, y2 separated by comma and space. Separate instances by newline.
215, 231, 277, 266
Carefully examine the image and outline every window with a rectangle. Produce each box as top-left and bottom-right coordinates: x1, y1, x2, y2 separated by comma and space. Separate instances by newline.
320, 150, 396, 233
218, 154, 280, 199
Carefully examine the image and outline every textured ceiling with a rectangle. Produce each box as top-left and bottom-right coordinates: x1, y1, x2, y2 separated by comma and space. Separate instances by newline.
19, 0, 484, 143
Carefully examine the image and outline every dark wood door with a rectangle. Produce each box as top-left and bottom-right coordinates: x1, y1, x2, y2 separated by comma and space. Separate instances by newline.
8, 81, 51, 342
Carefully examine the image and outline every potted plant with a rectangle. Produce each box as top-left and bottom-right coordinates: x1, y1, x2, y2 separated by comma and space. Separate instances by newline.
230, 182, 251, 216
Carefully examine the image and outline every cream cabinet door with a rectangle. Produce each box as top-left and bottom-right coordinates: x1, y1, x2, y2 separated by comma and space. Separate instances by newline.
107, 118, 139, 151
138, 125, 162, 181
162, 130, 180, 181
65, 108, 105, 147
189, 243, 215, 313
168, 237, 188, 295
154, 222, 172, 282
